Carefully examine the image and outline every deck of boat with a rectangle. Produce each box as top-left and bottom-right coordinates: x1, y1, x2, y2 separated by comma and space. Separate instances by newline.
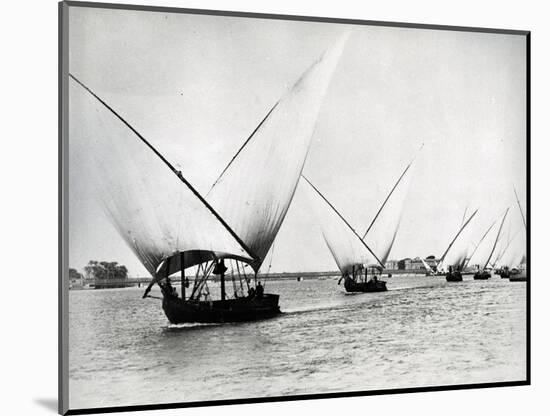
343, 277, 387, 293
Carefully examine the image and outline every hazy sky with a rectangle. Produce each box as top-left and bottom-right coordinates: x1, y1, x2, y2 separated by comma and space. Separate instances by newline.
68, 6, 527, 276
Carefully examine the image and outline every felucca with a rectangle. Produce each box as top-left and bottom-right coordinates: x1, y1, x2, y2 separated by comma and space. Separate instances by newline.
69, 34, 348, 323
436, 209, 479, 282
302, 153, 416, 293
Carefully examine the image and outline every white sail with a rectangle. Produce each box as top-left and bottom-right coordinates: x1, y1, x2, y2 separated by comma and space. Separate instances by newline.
303, 150, 416, 273
363, 159, 415, 264
476, 209, 510, 270
490, 224, 514, 268
439, 209, 478, 270
496, 230, 524, 269
468, 222, 500, 269
421, 258, 433, 273
207, 33, 349, 271
69, 77, 255, 276
301, 179, 377, 274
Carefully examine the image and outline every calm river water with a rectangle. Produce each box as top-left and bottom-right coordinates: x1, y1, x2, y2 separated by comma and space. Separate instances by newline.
69, 275, 527, 410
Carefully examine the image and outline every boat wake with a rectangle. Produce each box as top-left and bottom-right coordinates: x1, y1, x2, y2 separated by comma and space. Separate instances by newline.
164, 322, 222, 331
283, 299, 370, 316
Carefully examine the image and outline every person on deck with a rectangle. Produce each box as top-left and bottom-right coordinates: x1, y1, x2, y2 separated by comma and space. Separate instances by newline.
256, 282, 264, 298
163, 277, 178, 298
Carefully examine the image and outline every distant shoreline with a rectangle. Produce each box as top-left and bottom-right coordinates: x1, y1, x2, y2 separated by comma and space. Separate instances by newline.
69, 269, 434, 290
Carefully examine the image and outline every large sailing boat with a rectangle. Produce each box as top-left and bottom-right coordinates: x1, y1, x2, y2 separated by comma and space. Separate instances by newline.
472, 208, 509, 280
69, 34, 348, 323
437, 209, 479, 282
303, 155, 416, 293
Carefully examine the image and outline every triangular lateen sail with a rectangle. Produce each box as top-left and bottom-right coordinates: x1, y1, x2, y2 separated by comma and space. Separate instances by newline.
481, 208, 510, 270
492, 228, 521, 268
421, 258, 433, 274
207, 32, 350, 271
465, 219, 497, 268
303, 149, 417, 273
438, 209, 479, 271
362, 150, 418, 265
69, 75, 257, 279
301, 176, 383, 274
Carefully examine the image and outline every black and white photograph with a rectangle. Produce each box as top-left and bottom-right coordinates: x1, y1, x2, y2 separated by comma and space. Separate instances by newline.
59, 1, 529, 414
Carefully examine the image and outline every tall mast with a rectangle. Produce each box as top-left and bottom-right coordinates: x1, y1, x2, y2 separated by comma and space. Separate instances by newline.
514, 186, 527, 229
208, 100, 280, 194
482, 208, 510, 271
438, 209, 479, 269
302, 175, 384, 268
362, 143, 422, 239
361, 161, 412, 239
461, 204, 469, 227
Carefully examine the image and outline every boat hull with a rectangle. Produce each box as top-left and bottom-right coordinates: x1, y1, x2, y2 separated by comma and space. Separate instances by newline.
498, 269, 510, 279
473, 270, 491, 280
343, 276, 387, 292
445, 271, 463, 282
509, 270, 527, 282
162, 294, 281, 324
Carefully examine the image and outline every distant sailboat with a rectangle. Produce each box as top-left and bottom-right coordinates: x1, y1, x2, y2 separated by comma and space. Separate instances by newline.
493, 229, 522, 278
490, 223, 514, 274
69, 34, 347, 323
438, 209, 479, 282
472, 208, 509, 280
303, 154, 416, 293
420, 257, 435, 276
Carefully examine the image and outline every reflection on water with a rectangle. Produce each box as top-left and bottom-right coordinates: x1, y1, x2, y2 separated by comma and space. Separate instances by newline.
69, 275, 526, 409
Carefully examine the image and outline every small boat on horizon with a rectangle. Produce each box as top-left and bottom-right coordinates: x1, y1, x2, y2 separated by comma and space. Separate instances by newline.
509, 269, 527, 282
496, 189, 527, 282
507, 187, 527, 283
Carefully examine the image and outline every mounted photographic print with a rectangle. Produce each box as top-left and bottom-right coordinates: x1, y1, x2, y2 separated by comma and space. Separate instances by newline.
59, 1, 530, 414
